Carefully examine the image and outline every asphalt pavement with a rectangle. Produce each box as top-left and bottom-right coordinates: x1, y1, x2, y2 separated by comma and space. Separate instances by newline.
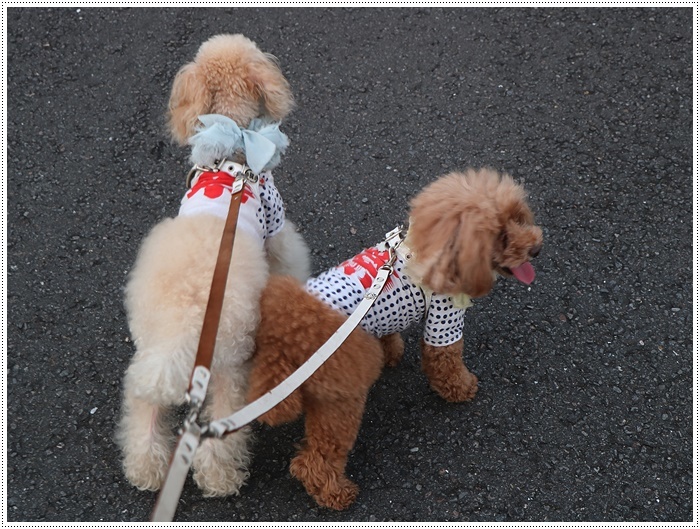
6, 7, 693, 522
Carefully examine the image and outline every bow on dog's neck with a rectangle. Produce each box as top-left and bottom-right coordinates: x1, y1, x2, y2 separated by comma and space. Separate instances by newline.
189, 114, 289, 174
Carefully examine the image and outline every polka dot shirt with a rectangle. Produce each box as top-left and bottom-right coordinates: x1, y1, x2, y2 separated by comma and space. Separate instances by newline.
179, 168, 285, 246
306, 243, 467, 346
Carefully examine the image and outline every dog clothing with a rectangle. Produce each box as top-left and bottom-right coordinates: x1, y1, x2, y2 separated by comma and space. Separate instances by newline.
178, 163, 285, 245
177, 114, 288, 244
306, 243, 468, 347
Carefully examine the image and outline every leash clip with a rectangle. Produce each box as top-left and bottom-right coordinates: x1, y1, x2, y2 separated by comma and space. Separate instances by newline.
383, 225, 406, 268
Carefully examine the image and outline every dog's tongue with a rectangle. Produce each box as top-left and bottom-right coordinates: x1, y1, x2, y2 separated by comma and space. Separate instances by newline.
511, 262, 535, 285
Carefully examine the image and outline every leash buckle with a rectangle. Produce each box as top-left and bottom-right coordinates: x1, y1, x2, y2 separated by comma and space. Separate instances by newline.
150, 422, 202, 522
185, 365, 211, 412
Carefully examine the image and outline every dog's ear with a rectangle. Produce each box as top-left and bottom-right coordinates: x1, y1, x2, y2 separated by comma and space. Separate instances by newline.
422, 212, 495, 298
409, 172, 496, 299
249, 54, 294, 121
167, 63, 211, 145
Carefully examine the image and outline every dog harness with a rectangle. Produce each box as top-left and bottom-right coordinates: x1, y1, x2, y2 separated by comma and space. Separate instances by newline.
178, 163, 285, 246
306, 243, 468, 346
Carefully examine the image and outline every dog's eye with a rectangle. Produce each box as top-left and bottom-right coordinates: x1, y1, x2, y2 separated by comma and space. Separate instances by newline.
499, 231, 509, 248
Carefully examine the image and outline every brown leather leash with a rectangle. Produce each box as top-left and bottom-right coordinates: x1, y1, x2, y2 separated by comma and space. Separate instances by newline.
151, 159, 254, 521
189, 167, 247, 391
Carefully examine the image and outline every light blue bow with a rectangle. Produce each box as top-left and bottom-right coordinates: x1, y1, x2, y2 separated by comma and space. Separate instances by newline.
189, 114, 289, 174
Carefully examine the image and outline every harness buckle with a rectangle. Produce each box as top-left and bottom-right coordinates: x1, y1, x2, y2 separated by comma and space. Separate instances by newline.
181, 365, 211, 433
186, 160, 258, 189
215, 159, 258, 183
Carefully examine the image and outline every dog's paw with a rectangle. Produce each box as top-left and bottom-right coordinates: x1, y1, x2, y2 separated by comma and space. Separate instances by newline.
123, 449, 170, 492
289, 453, 359, 510
316, 476, 359, 511
192, 436, 251, 497
193, 464, 249, 498
380, 333, 405, 367
430, 367, 479, 403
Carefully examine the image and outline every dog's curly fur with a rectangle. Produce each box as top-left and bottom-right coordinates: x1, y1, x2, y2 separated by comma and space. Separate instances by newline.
248, 169, 543, 509
168, 34, 294, 145
117, 34, 309, 498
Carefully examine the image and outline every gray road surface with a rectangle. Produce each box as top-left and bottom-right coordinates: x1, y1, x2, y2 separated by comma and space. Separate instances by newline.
7, 7, 693, 522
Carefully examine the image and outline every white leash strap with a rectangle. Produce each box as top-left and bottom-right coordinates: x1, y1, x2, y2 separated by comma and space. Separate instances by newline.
207, 263, 394, 438
149, 226, 404, 522
150, 424, 201, 522
205, 225, 404, 438
150, 366, 210, 522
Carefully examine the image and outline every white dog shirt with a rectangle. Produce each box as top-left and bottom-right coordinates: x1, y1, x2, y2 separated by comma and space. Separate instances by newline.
178, 163, 285, 245
306, 243, 468, 347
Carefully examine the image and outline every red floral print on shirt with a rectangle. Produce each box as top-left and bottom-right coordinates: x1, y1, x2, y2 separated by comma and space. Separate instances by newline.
187, 171, 254, 203
339, 247, 398, 289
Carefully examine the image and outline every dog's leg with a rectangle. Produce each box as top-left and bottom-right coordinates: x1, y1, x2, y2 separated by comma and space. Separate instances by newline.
380, 333, 405, 367
247, 349, 303, 425
116, 383, 174, 491
125, 341, 195, 407
192, 369, 252, 497
421, 338, 478, 402
289, 396, 365, 510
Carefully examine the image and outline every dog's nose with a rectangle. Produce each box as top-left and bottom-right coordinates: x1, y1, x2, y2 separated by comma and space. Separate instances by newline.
529, 244, 542, 258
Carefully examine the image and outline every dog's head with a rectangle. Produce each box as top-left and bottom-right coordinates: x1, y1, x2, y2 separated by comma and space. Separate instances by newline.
168, 34, 294, 145
406, 169, 543, 299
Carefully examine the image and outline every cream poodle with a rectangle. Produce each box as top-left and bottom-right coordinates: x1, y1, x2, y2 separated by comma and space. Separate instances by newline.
117, 34, 310, 498
248, 169, 543, 509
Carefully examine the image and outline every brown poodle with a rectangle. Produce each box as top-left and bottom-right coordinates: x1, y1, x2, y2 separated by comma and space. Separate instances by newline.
248, 168, 543, 509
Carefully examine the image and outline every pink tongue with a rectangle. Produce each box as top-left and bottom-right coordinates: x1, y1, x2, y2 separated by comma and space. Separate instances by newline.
511, 262, 535, 285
